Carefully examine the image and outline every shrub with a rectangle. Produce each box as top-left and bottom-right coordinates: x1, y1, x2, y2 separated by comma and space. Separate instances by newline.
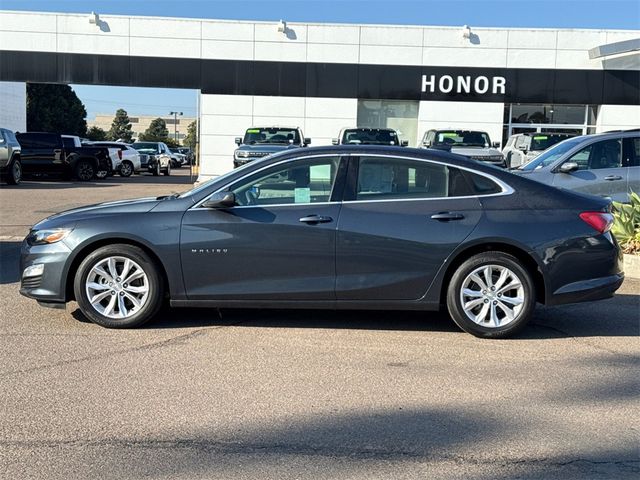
612, 191, 640, 255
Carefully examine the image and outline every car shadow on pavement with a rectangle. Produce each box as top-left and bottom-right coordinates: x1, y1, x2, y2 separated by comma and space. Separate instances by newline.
0, 241, 21, 284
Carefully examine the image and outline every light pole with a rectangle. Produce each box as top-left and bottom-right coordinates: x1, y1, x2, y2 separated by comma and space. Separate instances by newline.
169, 111, 183, 143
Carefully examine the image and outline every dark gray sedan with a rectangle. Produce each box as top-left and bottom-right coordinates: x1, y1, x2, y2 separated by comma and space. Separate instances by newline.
19, 146, 623, 338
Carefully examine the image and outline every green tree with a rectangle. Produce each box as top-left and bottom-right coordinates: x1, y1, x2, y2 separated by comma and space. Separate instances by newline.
183, 120, 197, 150
108, 108, 133, 142
139, 117, 169, 142
26, 83, 87, 136
86, 126, 107, 141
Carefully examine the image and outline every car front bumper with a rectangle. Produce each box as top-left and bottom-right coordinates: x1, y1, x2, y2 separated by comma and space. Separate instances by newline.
19, 238, 72, 306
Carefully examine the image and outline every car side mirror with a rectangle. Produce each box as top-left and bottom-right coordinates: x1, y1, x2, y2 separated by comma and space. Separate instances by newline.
492, 142, 500, 148
331, 138, 339, 145
558, 162, 579, 174
304, 137, 311, 145
235, 137, 242, 146
401, 140, 409, 147
517, 144, 528, 152
201, 191, 236, 209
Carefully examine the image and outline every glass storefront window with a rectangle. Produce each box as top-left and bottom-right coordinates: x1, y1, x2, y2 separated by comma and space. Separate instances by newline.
510, 104, 588, 125
357, 99, 419, 147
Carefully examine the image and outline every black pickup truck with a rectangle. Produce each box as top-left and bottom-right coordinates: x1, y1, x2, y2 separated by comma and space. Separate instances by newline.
14, 132, 113, 181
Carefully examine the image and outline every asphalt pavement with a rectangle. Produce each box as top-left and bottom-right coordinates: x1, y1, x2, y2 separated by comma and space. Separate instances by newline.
0, 171, 638, 479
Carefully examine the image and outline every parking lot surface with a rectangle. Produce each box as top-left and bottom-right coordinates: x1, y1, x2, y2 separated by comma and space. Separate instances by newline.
0, 173, 638, 479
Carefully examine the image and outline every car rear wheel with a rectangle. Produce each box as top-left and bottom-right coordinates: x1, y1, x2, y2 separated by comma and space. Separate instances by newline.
446, 252, 535, 339
163, 161, 171, 176
119, 160, 133, 177
75, 160, 95, 181
7, 158, 21, 185
74, 244, 164, 328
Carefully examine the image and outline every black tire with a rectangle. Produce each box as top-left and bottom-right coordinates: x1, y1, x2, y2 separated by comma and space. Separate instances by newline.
505, 152, 513, 169
446, 252, 536, 339
119, 160, 133, 177
75, 159, 95, 181
152, 161, 160, 176
163, 161, 171, 176
73, 244, 164, 328
6, 158, 21, 185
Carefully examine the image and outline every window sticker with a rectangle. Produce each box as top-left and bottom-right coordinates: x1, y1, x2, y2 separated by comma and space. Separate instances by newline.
533, 135, 548, 140
246, 129, 260, 133
294, 187, 311, 203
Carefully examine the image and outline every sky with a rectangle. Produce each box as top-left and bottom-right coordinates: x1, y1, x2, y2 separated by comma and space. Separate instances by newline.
2, 0, 638, 120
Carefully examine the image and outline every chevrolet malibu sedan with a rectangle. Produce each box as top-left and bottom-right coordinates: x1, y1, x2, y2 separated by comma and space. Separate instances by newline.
20, 146, 623, 338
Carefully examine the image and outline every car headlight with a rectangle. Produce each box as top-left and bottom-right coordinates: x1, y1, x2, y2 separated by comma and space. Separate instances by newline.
235, 150, 250, 159
27, 228, 73, 246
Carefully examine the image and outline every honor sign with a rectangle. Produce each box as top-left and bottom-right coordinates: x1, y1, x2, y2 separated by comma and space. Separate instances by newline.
421, 74, 507, 95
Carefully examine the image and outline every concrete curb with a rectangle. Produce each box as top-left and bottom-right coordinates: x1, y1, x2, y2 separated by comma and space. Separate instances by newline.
624, 254, 640, 280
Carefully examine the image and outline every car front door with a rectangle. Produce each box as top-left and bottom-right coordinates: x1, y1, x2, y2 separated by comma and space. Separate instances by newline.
553, 138, 626, 202
180, 155, 344, 300
336, 155, 484, 301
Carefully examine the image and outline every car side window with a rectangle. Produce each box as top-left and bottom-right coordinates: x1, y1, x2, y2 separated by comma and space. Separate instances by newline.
231, 157, 340, 206
622, 137, 640, 167
354, 156, 493, 200
567, 139, 622, 171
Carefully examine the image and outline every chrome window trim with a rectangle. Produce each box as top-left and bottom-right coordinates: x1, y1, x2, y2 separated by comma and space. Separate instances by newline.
191, 152, 514, 210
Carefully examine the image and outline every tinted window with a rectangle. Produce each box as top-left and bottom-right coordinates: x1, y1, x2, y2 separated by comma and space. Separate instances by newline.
231, 157, 340, 206
530, 134, 574, 151
433, 130, 491, 148
354, 157, 491, 200
62, 137, 76, 150
342, 129, 400, 146
243, 127, 300, 145
132, 142, 160, 154
622, 137, 640, 167
567, 139, 622, 171
520, 136, 586, 171
463, 171, 503, 195
16, 133, 59, 149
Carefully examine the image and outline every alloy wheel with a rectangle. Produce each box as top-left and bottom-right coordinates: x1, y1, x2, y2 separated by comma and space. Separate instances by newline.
459, 264, 525, 328
78, 162, 94, 181
11, 161, 21, 183
85, 256, 150, 319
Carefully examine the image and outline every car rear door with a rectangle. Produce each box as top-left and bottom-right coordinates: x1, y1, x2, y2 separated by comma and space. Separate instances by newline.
623, 136, 640, 199
552, 137, 626, 202
335, 154, 484, 301
180, 155, 346, 301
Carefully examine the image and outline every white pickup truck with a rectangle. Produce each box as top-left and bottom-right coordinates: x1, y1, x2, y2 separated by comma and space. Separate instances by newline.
61, 135, 121, 178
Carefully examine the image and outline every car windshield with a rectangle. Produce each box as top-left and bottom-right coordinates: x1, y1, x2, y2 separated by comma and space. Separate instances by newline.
243, 128, 300, 145
342, 129, 400, 145
433, 131, 490, 148
519, 136, 586, 170
132, 142, 159, 154
529, 134, 574, 151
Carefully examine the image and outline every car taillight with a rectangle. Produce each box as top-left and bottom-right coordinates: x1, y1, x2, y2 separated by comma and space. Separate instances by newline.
579, 211, 614, 234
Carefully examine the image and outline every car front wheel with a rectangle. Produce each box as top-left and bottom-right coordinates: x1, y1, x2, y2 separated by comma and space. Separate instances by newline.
119, 160, 133, 177
73, 244, 164, 328
7, 158, 21, 185
163, 161, 171, 176
446, 252, 536, 339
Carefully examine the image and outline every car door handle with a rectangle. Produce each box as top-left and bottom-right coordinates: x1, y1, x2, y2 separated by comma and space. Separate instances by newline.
430, 212, 465, 221
299, 215, 333, 224
604, 175, 623, 181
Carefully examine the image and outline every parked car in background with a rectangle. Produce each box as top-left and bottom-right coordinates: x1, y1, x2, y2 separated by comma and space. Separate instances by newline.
503, 132, 575, 168
233, 126, 310, 168
131, 141, 172, 176
421, 130, 506, 167
88, 142, 141, 177
176, 147, 195, 165
63, 135, 121, 179
20, 145, 623, 339
332, 127, 408, 146
513, 130, 640, 203
0, 127, 22, 185
16, 132, 112, 181
169, 148, 187, 168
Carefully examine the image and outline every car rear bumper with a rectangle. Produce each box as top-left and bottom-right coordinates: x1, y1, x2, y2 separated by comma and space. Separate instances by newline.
546, 272, 624, 306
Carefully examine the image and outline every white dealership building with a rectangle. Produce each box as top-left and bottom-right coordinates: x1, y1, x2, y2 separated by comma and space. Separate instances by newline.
0, 10, 638, 178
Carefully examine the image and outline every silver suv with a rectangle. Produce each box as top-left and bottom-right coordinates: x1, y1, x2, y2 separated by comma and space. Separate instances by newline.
513, 130, 640, 203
